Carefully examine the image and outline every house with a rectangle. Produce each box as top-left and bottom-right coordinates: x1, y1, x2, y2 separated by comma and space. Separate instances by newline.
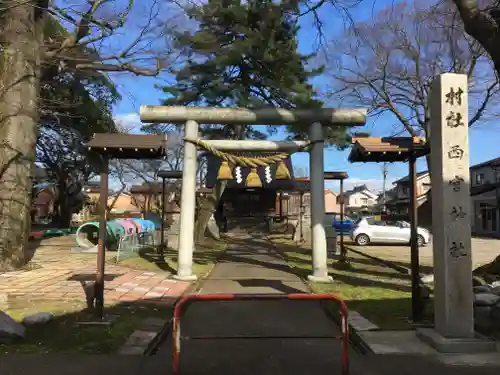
375, 188, 397, 211
385, 171, 431, 215
324, 189, 340, 213
470, 157, 500, 236
130, 182, 180, 213
32, 184, 56, 221
343, 185, 378, 215
82, 181, 101, 203
107, 193, 140, 213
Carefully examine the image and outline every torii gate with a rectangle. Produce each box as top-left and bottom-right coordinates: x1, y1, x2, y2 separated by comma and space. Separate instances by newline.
140, 106, 367, 282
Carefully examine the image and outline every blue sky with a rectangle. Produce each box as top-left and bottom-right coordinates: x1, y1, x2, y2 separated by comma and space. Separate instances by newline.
110, 0, 500, 193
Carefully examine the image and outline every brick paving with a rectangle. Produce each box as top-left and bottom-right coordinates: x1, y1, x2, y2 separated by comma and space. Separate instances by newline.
0, 235, 191, 306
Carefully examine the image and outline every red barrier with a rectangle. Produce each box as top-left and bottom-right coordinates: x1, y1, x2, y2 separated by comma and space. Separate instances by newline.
172, 293, 350, 375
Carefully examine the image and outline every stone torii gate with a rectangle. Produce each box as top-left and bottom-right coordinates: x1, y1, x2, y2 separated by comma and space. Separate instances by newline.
140, 106, 367, 282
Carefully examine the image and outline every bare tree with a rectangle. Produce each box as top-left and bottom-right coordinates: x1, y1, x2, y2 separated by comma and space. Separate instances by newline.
0, 0, 179, 270
323, 0, 500, 169
452, 0, 500, 77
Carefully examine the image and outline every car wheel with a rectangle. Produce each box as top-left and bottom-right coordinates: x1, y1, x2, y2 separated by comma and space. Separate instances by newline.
355, 234, 370, 246
417, 235, 425, 247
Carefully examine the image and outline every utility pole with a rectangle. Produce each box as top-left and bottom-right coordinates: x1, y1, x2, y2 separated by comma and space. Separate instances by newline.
382, 163, 388, 213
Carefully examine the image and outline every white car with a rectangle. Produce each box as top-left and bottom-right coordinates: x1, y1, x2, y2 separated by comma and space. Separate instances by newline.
350, 217, 431, 246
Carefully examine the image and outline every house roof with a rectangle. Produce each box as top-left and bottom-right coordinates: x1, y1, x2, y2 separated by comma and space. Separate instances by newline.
470, 182, 500, 196
385, 193, 429, 207
130, 182, 178, 194
82, 185, 101, 193
343, 185, 376, 198
394, 171, 429, 185
324, 189, 338, 195
348, 136, 429, 162
470, 157, 500, 170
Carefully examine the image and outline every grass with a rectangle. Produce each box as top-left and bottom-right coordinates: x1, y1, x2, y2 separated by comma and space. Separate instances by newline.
0, 298, 171, 354
271, 238, 433, 330
114, 237, 228, 278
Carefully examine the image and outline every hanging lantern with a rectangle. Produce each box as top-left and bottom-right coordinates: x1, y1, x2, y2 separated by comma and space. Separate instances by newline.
217, 160, 233, 180
275, 160, 291, 180
246, 168, 262, 188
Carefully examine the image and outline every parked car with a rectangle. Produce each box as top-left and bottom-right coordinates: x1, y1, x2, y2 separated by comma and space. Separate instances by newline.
350, 217, 431, 246
331, 213, 357, 234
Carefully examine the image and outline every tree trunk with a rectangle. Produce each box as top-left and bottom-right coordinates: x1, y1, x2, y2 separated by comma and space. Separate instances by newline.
194, 180, 226, 242
0, 2, 43, 271
54, 178, 72, 228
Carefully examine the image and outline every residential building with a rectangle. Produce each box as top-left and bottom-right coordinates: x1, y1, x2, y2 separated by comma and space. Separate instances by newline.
470, 157, 500, 236
382, 159, 500, 235
385, 171, 431, 215
324, 189, 340, 213
343, 185, 378, 215
376, 187, 397, 212
82, 181, 101, 203
107, 193, 140, 213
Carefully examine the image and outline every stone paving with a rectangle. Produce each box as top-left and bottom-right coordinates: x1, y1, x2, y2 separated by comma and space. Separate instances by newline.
0, 235, 190, 306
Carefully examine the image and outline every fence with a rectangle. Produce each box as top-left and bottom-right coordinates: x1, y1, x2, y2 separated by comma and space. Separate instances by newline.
116, 230, 162, 262
286, 192, 311, 217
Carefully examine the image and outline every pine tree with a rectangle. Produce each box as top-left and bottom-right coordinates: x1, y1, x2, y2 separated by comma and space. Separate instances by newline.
148, 0, 348, 145
148, 0, 350, 241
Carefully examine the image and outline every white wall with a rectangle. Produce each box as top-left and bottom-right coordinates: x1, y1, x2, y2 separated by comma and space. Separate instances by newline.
471, 166, 499, 187
347, 191, 376, 208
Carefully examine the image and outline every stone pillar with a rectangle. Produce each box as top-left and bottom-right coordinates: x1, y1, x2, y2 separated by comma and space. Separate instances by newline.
175, 120, 199, 281
417, 73, 495, 352
307, 122, 332, 283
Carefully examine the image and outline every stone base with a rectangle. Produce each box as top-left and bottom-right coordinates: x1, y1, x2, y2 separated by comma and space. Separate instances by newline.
307, 274, 333, 283
416, 328, 497, 353
173, 274, 198, 282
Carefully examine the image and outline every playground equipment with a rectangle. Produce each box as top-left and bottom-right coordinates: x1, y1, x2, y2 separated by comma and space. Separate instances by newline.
172, 293, 350, 375
75, 215, 160, 250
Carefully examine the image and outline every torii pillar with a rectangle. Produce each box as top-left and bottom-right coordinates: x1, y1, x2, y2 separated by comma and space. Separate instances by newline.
140, 106, 367, 281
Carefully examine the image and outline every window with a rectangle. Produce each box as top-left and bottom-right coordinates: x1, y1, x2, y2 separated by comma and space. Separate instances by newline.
366, 218, 383, 226
402, 187, 409, 196
475, 173, 485, 185
361, 198, 368, 205
385, 220, 399, 227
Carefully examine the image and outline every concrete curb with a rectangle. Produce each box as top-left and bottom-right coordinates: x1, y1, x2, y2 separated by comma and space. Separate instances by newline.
119, 318, 166, 355
267, 236, 376, 355
134, 241, 230, 356
118, 281, 199, 356
319, 301, 376, 355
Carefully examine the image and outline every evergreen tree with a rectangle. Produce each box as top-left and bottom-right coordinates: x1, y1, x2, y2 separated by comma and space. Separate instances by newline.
147, 0, 350, 242
147, 0, 348, 145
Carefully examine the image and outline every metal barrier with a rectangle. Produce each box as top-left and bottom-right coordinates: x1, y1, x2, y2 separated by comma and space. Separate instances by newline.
172, 293, 350, 375
116, 230, 162, 261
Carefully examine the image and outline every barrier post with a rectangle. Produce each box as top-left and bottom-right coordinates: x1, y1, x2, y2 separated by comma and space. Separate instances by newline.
172, 293, 349, 375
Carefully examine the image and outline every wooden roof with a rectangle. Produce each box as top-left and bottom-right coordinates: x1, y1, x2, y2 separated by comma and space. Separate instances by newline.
324, 171, 348, 180
87, 134, 167, 159
130, 182, 178, 194
158, 170, 183, 179
348, 137, 429, 163
204, 153, 311, 192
